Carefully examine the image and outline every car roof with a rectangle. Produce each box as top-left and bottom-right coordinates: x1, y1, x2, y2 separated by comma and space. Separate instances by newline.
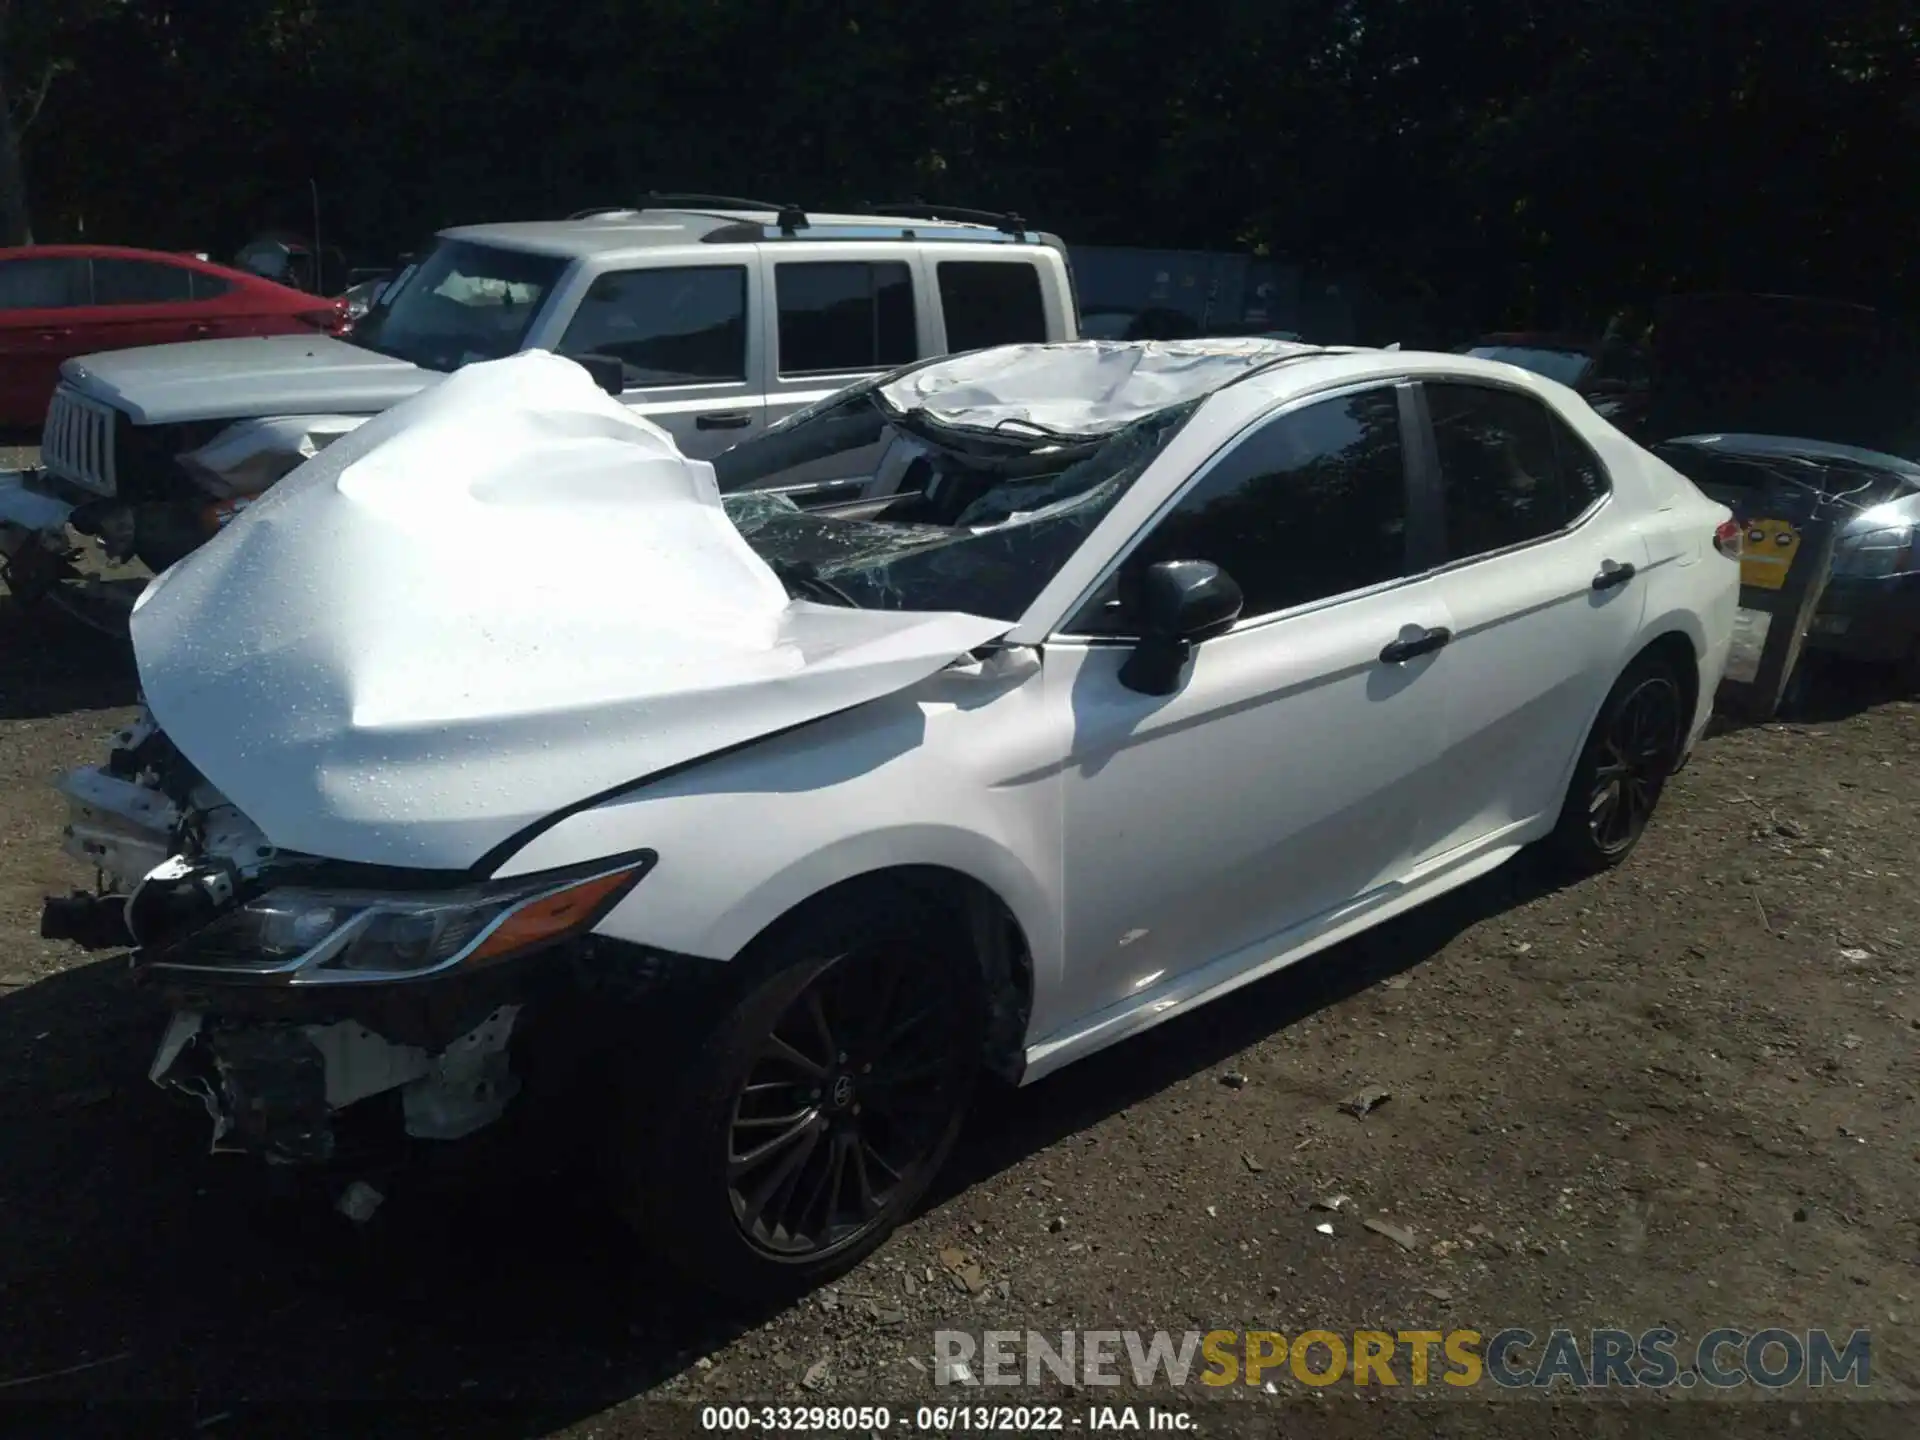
1657, 432, 1920, 479
440, 208, 1049, 261
0, 242, 307, 290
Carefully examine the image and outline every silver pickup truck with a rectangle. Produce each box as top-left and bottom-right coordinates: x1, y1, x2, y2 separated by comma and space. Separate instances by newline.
0, 200, 1077, 625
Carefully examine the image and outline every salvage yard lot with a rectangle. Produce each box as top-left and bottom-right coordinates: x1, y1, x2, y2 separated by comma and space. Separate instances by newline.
1, 584, 1917, 1435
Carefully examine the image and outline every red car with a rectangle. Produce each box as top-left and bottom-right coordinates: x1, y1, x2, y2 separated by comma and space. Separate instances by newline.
0, 244, 346, 428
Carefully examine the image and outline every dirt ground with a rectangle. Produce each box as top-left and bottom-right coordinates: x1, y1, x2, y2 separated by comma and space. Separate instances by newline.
1, 550, 1917, 1436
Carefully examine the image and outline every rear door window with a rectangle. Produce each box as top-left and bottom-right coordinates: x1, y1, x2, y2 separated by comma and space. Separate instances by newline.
775, 261, 916, 376
91, 258, 196, 305
189, 272, 234, 301
558, 265, 748, 387
938, 261, 1048, 350
0, 257, 89, 309
1424, 382, 1610, 560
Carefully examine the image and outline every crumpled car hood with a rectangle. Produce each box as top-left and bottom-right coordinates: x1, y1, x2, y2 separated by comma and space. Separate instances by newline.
130, 352, 1012, 872
62, 335, 435, 425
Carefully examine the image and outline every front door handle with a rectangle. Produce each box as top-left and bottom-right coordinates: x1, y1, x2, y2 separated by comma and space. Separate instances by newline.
185, 322, 214, 337
1379, 626, 1452, 664
696, 411, 753, 430
36, 329, 71, 342
1591, 561, 1637, 592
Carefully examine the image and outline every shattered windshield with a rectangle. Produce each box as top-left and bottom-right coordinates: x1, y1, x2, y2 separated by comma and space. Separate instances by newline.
720, 399, 1201, 621
348, 239, 567, 372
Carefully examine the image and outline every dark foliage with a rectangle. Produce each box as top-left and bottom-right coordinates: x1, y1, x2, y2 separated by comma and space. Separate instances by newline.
4, 0, 1917, 328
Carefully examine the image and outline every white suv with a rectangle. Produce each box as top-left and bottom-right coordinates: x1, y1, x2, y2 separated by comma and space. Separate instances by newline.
0, 199, 1077, 616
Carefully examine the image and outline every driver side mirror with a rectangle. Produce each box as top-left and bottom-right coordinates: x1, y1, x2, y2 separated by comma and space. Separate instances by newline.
1117, 559, 1244, 696
574, 352, 628, 397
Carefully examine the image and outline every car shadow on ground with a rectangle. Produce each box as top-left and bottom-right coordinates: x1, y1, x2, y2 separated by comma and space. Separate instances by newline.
0, 858, 1567, 1435
0, 593, 138, 719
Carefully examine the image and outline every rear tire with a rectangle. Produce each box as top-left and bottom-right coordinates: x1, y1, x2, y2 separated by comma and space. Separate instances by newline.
1543, 653, 1687, 875
612, 892, 984, 1301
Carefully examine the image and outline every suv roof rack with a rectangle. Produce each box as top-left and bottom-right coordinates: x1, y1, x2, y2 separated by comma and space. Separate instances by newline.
859, 202, 1029, 240
566, 195, 812, 234
640, 192, 810, 234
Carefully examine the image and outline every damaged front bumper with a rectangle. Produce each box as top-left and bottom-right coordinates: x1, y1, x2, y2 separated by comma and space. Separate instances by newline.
0, 467, 146, 631
43, 712, 666, 1173
149, 1001, 522, 1164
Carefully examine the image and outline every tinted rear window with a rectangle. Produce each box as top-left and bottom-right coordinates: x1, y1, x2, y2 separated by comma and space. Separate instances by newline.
776, 261, 916, 375
938, 261, 1048, 351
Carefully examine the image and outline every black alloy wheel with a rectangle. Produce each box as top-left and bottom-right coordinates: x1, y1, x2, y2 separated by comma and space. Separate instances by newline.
728, 946, 963, 1258
615, 893, 984, 1299
1585, 672, 1683, 857
1546, 653, 1687, 874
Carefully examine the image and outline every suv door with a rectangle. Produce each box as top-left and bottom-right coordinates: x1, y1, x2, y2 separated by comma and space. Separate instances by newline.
754, 250, 927, 505
1409, 379, 1649, 859
1035, 382, 1457, 1033
554, 262, 764, 461
0, 255, 90, 427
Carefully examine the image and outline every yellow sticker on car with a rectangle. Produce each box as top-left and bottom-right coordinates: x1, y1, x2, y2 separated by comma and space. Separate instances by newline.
1739, 516, 1799, 591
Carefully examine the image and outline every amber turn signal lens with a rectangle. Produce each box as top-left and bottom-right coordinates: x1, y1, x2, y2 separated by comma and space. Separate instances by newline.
463, 866, 642, 967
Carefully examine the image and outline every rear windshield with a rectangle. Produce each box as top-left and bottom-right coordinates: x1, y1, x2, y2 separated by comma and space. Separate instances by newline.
348, 239, 566, 371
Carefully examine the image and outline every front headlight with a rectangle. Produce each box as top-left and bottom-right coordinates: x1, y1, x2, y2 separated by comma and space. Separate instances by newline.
1830, 523, 1917, 578
154, 856, 652, 983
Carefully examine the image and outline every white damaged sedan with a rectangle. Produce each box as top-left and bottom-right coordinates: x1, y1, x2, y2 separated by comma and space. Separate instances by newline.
45, 341, 1737, 1297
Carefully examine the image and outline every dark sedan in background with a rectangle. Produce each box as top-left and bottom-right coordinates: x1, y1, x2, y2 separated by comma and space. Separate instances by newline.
1459, 331, 1652, 435
1656, 433, 1920, 681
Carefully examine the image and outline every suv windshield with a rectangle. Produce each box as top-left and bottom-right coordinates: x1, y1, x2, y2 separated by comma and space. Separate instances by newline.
349, 239, 567, 371
717, 396, 1201, 622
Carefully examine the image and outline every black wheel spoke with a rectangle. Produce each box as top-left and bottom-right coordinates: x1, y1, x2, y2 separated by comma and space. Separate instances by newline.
876, 1006, 940, 1058
849, 1137, 880, 1216
861, 1134, 905, 1185
739, 1121, 821, 1226
824, 1130, 852, 1224
805, 989, 838, 1061
762, 1033, 827, 1081
733, 1106, 813, 1131
730, 1108, 819, 1175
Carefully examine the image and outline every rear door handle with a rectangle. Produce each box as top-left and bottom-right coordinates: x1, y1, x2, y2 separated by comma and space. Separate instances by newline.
696, 411, 753, 430
36, 329, 70, 342
1379, 626, 1452, 664
185, 322, 214, 337
1591, 561, 1637, 591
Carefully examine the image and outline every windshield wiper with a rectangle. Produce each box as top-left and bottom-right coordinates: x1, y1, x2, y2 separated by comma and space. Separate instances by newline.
767, 559, 860, 608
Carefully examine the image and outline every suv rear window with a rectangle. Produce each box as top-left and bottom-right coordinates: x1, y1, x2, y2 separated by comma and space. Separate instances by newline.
938, 261, 1048, 351
775, 262, 915, 376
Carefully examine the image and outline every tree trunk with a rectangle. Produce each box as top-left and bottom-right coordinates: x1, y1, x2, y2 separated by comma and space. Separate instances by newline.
0, 69, 33, 245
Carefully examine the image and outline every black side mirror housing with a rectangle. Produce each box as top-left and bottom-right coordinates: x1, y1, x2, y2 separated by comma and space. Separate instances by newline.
1117, 559, 1244, 695
574, 352, 628, 397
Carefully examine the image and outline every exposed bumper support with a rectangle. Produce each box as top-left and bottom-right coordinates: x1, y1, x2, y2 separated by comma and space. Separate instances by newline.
150, 1005, 524, 1163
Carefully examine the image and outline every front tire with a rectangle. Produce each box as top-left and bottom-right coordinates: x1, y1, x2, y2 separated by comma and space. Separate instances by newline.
614, 894, 984, 1300
1544, 654, 1687, 875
